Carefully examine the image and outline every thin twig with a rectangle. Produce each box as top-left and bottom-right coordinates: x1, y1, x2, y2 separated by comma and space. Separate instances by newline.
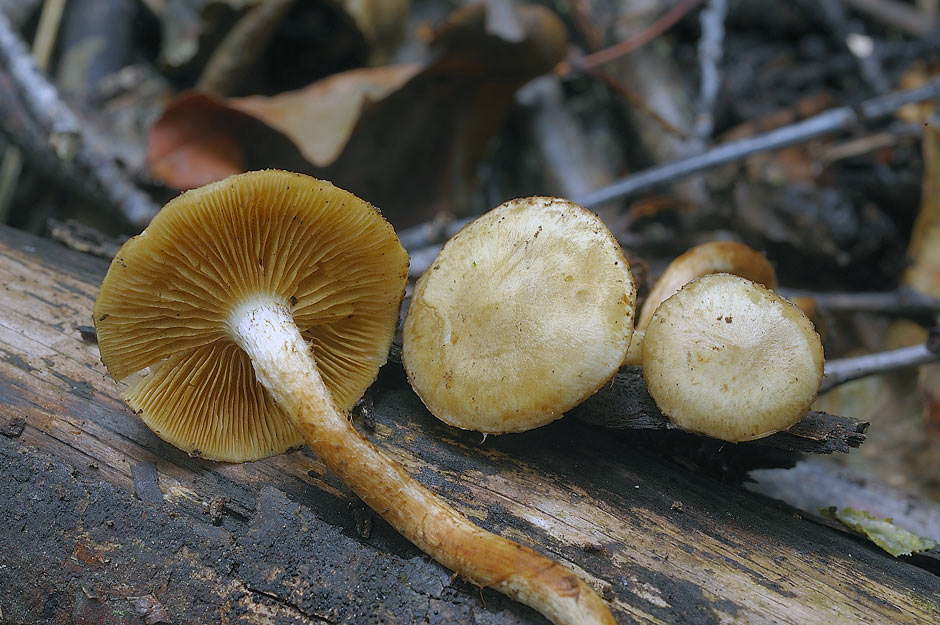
0, 8, 77, 159
566, 0, 705, 72
0, 0, 65, 223
591, 68, 690, 139
779, 288, 940, 316
0, 10, 158, 227
30, 0, 66, 69
575, 76, 940, 208
398, 214, 470, 253
694, 0, 727, 142
821, 342, 940, 393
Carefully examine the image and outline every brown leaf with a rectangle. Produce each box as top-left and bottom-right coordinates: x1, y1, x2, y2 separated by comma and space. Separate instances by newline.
230, 64, 421, 167
319, 2, 568, 224
147, 2, 567, 223
146, 91, 310, 190
147, 92, 245, 189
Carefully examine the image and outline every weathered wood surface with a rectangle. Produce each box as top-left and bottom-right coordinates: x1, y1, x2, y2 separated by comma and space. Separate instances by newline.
0, 223, 938, 625
388, 347, 870, 455
571, 367, 868, 454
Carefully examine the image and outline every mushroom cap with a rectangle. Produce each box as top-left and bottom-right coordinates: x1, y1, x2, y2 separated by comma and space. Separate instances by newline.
94, 170, 409, 462
642, 274, 823, 442
637, 241, 777, 330
402, 196, 635, 434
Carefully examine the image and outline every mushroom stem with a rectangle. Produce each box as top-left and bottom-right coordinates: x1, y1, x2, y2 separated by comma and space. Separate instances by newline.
624, 328, 644, 366
229, 300, 615, 625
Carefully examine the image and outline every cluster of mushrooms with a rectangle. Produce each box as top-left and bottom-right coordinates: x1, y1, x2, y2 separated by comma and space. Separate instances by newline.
93, 171, 823, 625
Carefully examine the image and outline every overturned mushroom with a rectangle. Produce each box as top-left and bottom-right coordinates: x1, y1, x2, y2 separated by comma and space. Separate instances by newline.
626, 241, 777, 365
642, 273, 824, 442
94, 172, 615, 625
403, 196, 635, 434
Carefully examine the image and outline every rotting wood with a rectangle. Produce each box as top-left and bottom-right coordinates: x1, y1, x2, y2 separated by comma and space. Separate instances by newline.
0, 223, 938, 625
392, 345, 869, 455
571, 367, 869, 454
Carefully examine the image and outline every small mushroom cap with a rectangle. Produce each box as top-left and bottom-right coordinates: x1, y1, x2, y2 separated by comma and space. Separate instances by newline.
94, 170, 409, 462
637, 241, 777, 330
642, 273, 823, 442
402, 196, 635, 434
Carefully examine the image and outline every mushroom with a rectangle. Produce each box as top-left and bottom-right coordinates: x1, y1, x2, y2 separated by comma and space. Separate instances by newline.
403, 196, 635, 434
625, 241, 777, 365
94, 172, 616, 625
642, 273, 824, 442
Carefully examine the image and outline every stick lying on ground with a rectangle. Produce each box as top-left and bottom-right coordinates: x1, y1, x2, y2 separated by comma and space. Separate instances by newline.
821, 334, 940, 393
0, 10, 158, 227
575, 75, 940, 208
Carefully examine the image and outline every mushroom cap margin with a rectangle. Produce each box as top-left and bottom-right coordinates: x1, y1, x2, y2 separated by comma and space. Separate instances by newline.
94, 170, 409, 461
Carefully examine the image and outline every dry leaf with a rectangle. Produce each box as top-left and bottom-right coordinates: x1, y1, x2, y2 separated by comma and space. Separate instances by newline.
147, 2, 567, 224
147, 92, 246, 188
230, 64, 421, 167
339, 0, 411, 62
147, 91, 310, 190
905, 125, 940, 294
823, 507, 937, 557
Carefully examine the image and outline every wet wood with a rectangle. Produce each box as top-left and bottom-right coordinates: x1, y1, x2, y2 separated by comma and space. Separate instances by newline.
0, 223, 938, 625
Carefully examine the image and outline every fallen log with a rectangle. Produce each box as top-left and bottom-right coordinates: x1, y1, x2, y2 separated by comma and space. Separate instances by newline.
0, 224, 936, 624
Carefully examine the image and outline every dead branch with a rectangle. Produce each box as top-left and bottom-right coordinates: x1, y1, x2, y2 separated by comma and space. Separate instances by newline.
0, 0, 65, 223
821, 341, 940, 392
818, 0, 890, 93
576, 75, 940, 208
694, 0, 727, 141
0, 9, 77, 158
0, 72, 108, 206
0, 10, 158, 227
566, 0, 705, 72
385, 339, 867, 454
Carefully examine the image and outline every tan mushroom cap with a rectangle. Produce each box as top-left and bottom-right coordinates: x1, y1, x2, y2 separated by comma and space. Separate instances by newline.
94, 170, 408, 462
642, 273, 823, 442
637, 241, 777, 330
403, 196, 635, 434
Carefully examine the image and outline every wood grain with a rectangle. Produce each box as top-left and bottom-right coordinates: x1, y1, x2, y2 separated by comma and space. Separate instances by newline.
0, 224, 936, 625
